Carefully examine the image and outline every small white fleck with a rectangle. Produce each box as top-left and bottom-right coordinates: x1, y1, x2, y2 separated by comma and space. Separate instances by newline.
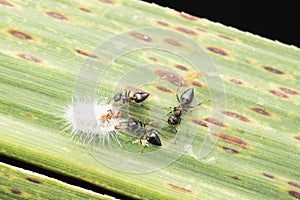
185, 184, 192, 190
133, 15, 138, 20
143, 35, 149, 40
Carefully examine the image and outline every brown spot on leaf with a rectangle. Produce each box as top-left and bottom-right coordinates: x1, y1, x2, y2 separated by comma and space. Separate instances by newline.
176, 27, 197, 35
0, 0, 14, 6
175, 64, 188, 71
192, 119, 208, 127
17, 54, 41, 63
205, 117, 226, 127
75, 49, 98, 58
269, 90, 289, 98
218, 34, 234, 41
222, 146, 238, 154
180, 13, 198, 21
26, 177, 42, 184
148, 57, 157, 62
79, 7, 91, 13
263, 66, 284, 75
157, 21, 169, 26
230, 176, 241, 181
294, 136, 300, 141
262, 173, 274, 179
230, 79, 243, 85
251, 107, 270, 116
156, 86, 172, 93
196, 27, 206, 32
288, 181, 300, 189
207, 46, 228, 56
4, 173, 10, 177
99, 0, 113, 3
22, 113, 35, 119
129, 32, 152, 42
279, 87, 299, 95
288, 191, 300, 199
223, 111, 250, 122
192, 81, 202, 88
218, 133, 248, 148
168, 183, 192, 193
155, 70, 187, 86
164, 38, 182, 46
8, 30, 32, 40
10, 188, 21, 195
46, 11, 68, 20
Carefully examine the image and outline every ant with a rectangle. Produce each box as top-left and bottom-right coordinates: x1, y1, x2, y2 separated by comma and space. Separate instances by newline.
113, 90, 150, 104
168, 87, 201, 132
127, 119, 162, 152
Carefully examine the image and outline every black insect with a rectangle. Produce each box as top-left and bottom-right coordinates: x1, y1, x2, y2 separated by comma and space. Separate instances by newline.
113, 90, 150, 104
168, 88, 200, 132
127, 119, 162, 149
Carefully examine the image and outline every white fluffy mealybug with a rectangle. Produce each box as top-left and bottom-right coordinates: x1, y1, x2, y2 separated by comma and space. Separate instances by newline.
63, 98, 124, 147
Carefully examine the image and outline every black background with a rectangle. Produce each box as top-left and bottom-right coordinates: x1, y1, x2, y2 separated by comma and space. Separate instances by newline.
140, 0, 300, 47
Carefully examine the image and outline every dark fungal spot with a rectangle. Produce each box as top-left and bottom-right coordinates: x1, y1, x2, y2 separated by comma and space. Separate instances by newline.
148, 57, 157, 62
99, 0, 113, 3
263, 66, 284, 75
288, 181, 300, 189
164, 38, 182, 46
288, 191, 300, 199
262, 173, 274, 179
17, 54, 41, 63
155, 70, 187, 86
129, 32, 152, 42
279, 87, 299, 95
156, 86, 172, 93
175, 64, 188, 71
8, 30, 32, 40
168, 183, 192, 193
10, 188, 21, 195
230, 79, 243, 85
207, 46, 228, 56
157, 21, 169, 26
269, 90, 289, 98
295, 136, 300, 141
26, 177, 42, 184
192, 119, 208, 127
46, 11, 68, 20
79, 7, 91, 13
0, 0, 14, 6
205, 117, 226, 127
222, 146, 238, 154
223, 111, 250, 122
218, 34, 234, 41
176, 27, 197, 35
251, 107, 270, 116
75, 49, 97, 58
230, 176, 241, 181
192, 81, 202, 88
218, 133, 248, 148
179, 13, 198, 21
4, 173, 10, 177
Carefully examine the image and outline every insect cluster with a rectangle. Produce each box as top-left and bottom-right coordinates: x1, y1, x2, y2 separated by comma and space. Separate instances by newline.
64, 86, 202, 152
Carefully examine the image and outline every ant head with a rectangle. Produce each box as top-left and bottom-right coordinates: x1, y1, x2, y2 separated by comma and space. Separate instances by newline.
113, 93, 122, 102
180, 88, 194, 105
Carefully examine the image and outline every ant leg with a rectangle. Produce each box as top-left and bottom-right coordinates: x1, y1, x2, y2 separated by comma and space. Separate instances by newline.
187, 98, 211, 112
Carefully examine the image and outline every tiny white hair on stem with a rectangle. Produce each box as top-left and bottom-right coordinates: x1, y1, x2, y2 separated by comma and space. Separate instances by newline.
62, 97, 125, 148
